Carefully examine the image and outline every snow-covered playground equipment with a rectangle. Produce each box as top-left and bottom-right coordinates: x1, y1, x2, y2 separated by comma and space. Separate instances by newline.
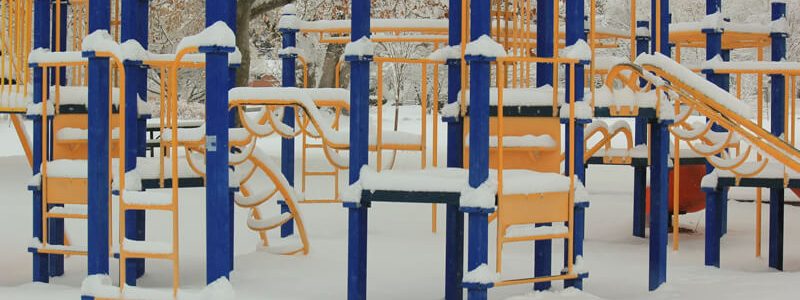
1, 0, 800, 299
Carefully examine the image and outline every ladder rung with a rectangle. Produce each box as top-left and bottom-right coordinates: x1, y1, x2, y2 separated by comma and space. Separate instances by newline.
47, 206, 88, 219
32, 244, 88, 256
493, 273, 579, 287
502, 233, 570, 243
120, 239, 174, 259
304, 171, 337, 176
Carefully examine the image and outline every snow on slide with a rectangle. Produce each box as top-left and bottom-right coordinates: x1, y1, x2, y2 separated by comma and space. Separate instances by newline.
635, 53, 753, 118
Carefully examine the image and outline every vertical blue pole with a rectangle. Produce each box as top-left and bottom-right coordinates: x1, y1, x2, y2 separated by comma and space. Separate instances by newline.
703, 187, 721, 267
534, 0, 554, 290
31, 0, 50, 283
445, 0, 464, 299
205, 0, 235, 283
464, 0, 491, 299
86, 0, 111, 282
122, 0, 149, 284
279, 23, 298, 238
647, 0, 670, 291
769, 1, 787, 271
563, 0, 587, 289
701, 0, 728, 265
346, 1, 370, 299
649, 120, 670, 290
632, 20, 650, 238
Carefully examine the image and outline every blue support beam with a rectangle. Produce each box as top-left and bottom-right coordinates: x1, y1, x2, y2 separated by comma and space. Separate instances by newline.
649, 120, 670, 290
346, 0, 371, 299
563, 0, 587, 289
463, 0, 491, 298
632, 20, 651, 239
769, 1, 787, 271
703, 187, 722, 267
701, 0, 730, 266
86, 0, 112, 284
205, 0, 236, 283
31, 0, 50, 283
445, 0, 464, 299
280, 24, 298, 238
534, 0, 554, 290
121, 0, 150, 285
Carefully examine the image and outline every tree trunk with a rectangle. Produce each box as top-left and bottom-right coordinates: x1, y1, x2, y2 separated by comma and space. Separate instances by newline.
317, 43, 344, 88
235, 0, 253, 87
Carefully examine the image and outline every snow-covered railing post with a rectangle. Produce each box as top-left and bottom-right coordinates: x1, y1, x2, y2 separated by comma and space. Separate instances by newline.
30, 0, 50, 284
460, 0, 494, 298
632, 20, 651, 239
563, 0, 590, 290
343, 0, 372, 299
121, 0, 150, 286
700, 0, 728, 269
648, 108, 673, 291
768, 0, 788, 271
534, 0, 555, 291
278, 5, 299, 239
444, 0, 464, 299
204, 1, 237, 283
84, 2, 113, 297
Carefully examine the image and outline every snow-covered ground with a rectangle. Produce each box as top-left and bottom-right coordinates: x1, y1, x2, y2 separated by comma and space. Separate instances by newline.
1, 109, 799, 299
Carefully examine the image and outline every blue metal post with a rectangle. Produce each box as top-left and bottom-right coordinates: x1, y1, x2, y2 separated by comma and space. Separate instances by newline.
122, 0, 150, 284
205, 0, 235, 283
445, 0, 464, 298
346, 0, 371, 299
769, 1, 787, 271
534, 0, 554, 290
279, 21, 298, 238
650, 0, 670, 56
703, 187, 721, 267
702, 0, 729, 256
31, 0, 50, 283
86, 0, 111, 284
632, 20, 650, 238
563, 0, 587, 289
463, 0, 491, 298
649, 120, 670, 290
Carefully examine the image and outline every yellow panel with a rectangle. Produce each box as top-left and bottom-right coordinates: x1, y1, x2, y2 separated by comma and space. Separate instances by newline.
52, 114, 121, 160
464, 116, 561, 173
46, 178, 88, 205
499, 192, 569, 225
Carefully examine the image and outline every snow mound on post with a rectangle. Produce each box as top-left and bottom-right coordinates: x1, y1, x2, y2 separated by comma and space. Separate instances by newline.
280, 3, 297, 15
770, 17, 788, 34
81, 275, 120, 298
701, 12, 724, 31
176, 21, 236, 52
564, 39, 592, 61
460, 179, 498, 209
344, 37, 376, 57
428, 45, 461, 61
465, 35, 506, 58
462, 264, 499, 284
81, 30, 120, 57
119, 39, 149, 62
